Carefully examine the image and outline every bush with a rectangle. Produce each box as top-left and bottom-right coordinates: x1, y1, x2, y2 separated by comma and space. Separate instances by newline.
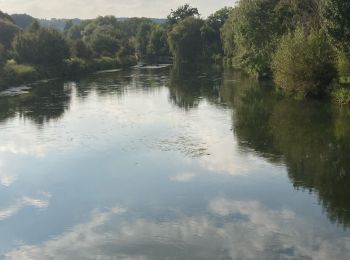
272, 28, 337, 98
0, 60, 38, 87
64, 57, 89, 75
332, 87, 350, 105
90, 56, 118, 71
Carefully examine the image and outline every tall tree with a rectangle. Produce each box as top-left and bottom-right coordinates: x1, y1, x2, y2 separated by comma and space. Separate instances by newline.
167, 4, 200, 26
168, 17, 204, 63
201, 7, 232, 60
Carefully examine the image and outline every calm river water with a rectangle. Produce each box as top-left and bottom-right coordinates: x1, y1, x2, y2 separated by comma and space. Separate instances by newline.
0, 65, 350, 259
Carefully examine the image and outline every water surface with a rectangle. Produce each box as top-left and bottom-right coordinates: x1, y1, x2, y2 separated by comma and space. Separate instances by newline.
0, 65, 350, 259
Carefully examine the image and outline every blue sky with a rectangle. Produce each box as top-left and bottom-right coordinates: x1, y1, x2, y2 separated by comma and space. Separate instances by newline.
0, 0, 235, 19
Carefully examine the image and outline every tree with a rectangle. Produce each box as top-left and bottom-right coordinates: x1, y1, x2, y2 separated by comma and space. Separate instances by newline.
228, 0, 281, 77
28, 20, 40, 33
0, 18, 21, 49
13, 27, 69, 66
66, 24, 82, 41
168, 17, 204, 63
147, 25, 169, 58
0, 43, 5, 66
221, 11, 235, 65
136, 22, 152, 59
201, 7, 232, 60
167, 4, 200, 26
88, 25, 120, 56
320, 0, 350, 53
274, 0, 320, 32
272, 28, 336, 97
71, 39, 91, 59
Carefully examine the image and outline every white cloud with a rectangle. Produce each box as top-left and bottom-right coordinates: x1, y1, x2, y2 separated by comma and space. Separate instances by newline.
0, 161, 16, 187
0, 195, 50, 221
170, 172, 196, 182
4, 200, 350, 260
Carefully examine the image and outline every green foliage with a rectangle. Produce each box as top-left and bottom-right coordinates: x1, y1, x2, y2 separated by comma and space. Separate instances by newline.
272, 28, 336, 97
12, 26, 69, 66
136, 23, 152, 59
167, 4, 200, 26
117, 37, 137, 67
63, 57, 88, 75
147, 25, 169, 58
0, 43, 5, 66
337, 51, 350, 78
168, 17, 204, 63
91, 56, 118, 71
201, 7, 232, 60
332, 87, 350, 105
71, 40, 92, 59
65, 24, 83, 41
221, 11, 235, 66
1, 60, 38, 85
88, 25, 121, 57
320, 0, 350, 53
0, 18, 21, 49
228, 0, 281, 77
274, 0, 320, 31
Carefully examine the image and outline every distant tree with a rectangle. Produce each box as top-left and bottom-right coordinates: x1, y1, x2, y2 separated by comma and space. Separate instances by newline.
88, 25, 120, 56
147, 25, 169, 58
71, 39, 91, 59
64, 20, 74, 32
121, 18, 153, 37
10, 13, 36, 29
136, 23, 152, 59
0, 43, 5, 66
117, 37, 137, 66
28, 20, 40, 32
66, 24, 82, 41
168, 17, 204, 63
0, 18, 21, 49
167, 4, 200, 26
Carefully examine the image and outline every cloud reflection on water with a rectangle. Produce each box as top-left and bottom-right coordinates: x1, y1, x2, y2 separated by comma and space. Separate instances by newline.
4, 199, 350, 260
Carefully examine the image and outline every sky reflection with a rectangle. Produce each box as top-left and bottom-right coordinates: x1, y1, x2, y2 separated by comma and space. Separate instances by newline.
0, 67, 350, 259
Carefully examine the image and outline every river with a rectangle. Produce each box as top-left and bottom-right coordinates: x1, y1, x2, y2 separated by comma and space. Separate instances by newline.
0, 65, 350, 259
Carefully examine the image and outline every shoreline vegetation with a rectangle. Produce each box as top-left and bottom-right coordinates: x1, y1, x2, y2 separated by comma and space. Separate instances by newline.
1, 1, 350, 105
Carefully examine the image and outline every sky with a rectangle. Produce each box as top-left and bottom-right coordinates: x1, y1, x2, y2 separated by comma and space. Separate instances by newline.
0, 0, 235, 19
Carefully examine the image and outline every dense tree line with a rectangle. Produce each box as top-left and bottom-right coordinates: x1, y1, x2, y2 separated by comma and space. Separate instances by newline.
0, 4, 231, 90
0, 12, 171, 89
1, 1, 350, 105
221, 0, 350, 103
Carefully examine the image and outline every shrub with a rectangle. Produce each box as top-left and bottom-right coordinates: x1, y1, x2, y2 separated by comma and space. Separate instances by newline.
272, 28, 337, 98
64, 57, 89, 75
332, 87, 350, 105
1, 60, 38, 86
91, 56, 118, 71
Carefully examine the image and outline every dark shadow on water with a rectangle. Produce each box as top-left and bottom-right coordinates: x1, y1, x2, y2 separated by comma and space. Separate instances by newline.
220, 69, 350, 227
